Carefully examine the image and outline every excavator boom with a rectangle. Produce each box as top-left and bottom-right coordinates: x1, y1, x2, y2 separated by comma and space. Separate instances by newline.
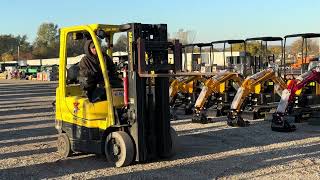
228, 68, 287, 126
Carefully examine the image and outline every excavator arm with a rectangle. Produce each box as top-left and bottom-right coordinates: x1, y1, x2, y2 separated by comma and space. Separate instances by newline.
194, 71, 243, 112
272, 67, 320, 132
169, 76, 202, 105
228, 68, 287, 126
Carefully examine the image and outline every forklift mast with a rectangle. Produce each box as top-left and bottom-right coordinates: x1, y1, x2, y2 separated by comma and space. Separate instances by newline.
126, 23, 181, 162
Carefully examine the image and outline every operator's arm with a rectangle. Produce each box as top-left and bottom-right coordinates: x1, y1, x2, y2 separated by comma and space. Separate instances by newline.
79, 57, 97, 91
105, 54, 118, 78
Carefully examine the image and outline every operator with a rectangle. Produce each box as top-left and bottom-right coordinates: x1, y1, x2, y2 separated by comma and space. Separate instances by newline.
79, 40, 117, 103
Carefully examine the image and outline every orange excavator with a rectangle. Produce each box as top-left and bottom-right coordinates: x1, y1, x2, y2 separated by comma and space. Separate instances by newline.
291, 56, 316, 69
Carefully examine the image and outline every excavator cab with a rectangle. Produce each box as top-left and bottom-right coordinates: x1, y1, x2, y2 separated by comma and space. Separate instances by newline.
55, 23, 180, 167
284, 34, 320, 117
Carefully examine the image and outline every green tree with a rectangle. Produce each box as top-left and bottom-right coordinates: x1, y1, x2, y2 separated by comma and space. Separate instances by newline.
270, 46, 282, 56
32, 23, 59, 58
1, 52, 14, 61
66, 34, 86, 57
230, 41, 280, 56
0, 34, 32, 61
0, 35, 16, 55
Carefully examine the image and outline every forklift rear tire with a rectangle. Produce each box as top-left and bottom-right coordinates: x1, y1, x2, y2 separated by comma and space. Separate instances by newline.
105, 131, 134, 167
57, 133, 72, 158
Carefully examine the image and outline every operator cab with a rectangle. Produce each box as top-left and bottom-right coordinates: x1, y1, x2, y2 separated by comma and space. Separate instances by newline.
55, 25, 128, 159
62, 29, 125, 112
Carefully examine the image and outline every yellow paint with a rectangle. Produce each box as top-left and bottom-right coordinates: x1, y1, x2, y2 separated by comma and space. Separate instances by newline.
255, 84, 261, 94
219, 82, 225, 93
56, 24, 125, 130
309, 82, 315, 86
316, 83, 320, 95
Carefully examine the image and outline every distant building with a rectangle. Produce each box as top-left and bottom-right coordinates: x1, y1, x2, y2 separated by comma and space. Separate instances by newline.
1, 51, 243, 73
180, 51, 242, 71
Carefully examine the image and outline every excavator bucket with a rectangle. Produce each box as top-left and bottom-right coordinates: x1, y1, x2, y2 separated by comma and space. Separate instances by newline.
227, 111, 250, 127
271, 113, 296, 132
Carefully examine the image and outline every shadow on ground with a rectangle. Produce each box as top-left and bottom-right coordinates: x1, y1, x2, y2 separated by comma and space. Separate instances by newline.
1, 80, 319, 179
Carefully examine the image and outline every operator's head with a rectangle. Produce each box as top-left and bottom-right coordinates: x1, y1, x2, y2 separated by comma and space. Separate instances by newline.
89, 42, 97, 56
84, 40, 97, 57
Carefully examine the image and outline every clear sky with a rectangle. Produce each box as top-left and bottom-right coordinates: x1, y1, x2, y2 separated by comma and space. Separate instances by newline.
1, 0, 319, 43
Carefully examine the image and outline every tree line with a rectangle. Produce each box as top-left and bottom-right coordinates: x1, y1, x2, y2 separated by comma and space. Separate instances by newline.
1, 24, 319, 62
0, 23, 59, 62
0, 22, 128, 62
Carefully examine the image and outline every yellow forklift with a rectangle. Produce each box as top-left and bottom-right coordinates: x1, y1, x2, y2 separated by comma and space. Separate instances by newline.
55, 23, 182, 167
227, 37, 287, 126
192, 40, 247, 123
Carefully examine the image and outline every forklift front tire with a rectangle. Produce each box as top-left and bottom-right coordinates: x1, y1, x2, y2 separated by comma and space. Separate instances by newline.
169, 127, 178, 156
57, 133, 72, 158
105, 131, 134, 167
161, 127, 178, 158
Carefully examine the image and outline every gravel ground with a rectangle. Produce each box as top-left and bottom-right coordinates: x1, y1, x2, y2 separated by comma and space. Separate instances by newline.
1, 79, 320, 179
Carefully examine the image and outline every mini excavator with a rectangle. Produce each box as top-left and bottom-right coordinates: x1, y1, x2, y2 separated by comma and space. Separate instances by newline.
227, 37, 287, 127
192, 40, 247, 123
272, 64, 320, 131
272, 33, 320, 132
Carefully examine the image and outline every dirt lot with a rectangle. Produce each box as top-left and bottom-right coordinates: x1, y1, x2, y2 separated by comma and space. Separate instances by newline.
1, 79, 320, 179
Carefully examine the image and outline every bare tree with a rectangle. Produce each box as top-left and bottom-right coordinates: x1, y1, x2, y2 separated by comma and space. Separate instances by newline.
290, 39, 319, 56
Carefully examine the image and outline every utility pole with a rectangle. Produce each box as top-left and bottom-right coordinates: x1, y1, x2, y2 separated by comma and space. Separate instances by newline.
17, 45, 20, 61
